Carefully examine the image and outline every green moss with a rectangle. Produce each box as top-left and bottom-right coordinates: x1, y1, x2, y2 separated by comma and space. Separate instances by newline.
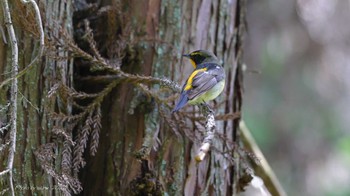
128, 171, 163, 196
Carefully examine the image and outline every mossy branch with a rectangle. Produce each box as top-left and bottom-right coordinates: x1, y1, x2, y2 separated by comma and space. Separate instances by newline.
0, 1, 18, 195
195, 111, 216, 162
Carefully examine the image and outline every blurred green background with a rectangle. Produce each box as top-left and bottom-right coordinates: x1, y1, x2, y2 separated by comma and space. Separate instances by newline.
243, 0, 350, 195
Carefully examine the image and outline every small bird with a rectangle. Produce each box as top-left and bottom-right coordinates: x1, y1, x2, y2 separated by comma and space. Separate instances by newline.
172, 50, 225, 112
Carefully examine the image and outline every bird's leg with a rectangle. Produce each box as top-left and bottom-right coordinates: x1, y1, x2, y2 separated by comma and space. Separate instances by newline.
200, 102, 214, 115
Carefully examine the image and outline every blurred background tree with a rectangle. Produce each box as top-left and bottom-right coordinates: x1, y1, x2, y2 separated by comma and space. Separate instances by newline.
244, 0, 350, 195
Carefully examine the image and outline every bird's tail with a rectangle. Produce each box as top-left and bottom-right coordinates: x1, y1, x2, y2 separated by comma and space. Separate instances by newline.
172, 93, 189, 113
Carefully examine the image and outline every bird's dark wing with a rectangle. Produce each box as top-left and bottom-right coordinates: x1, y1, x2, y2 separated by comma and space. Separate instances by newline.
187, 65, 224, 100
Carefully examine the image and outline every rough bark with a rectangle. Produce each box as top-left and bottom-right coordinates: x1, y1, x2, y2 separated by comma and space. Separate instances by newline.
76, 0, 243, 195
0, 0, 74, 195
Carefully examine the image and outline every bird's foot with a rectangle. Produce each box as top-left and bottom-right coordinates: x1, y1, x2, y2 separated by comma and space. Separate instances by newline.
200, 103, 214, 115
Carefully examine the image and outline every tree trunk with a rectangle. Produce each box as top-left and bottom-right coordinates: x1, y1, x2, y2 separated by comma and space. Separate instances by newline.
76, 0, 243, 195
0, 0, 74, 195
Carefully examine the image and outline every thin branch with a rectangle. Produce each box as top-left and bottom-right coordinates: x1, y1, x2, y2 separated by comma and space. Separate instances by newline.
1, 0, 18, 195
83, 19, 107, 64
0, 169, 10, 177
18, 91, 40, 112
135, 83, 172, 108
0, 141, 10, 153
67, 80, 119, 121
0, 124, 10, 134
20, 0, 44, 52
59, 30, 182, 92
65, 40, 119, 73
0, 0, 45, 89
0, 102, 10, 112
195, 105, 216, 162
190, 112, 241, 121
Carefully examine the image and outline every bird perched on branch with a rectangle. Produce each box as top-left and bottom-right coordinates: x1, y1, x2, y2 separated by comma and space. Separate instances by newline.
172, 50, 225, 112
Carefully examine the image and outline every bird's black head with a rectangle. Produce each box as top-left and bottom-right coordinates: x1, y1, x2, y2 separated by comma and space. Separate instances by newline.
183, 50, 218, 68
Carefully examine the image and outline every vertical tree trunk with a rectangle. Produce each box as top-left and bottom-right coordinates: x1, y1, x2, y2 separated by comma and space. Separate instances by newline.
0, 0, 74, 195
76, 0, 243, 195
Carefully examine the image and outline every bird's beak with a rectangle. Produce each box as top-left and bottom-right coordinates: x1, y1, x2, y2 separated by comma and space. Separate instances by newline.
183, 54, 196, 68
182, 54, 190, 58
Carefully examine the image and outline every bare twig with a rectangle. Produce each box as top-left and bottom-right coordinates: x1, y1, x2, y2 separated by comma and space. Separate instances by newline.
0, 169, 10, 176
20, 0, 44, 52
0, 124, 10, 133
1, 0, 18, 195
60, 32, 181, 93
0, 102, 10, 112
0, 141, 10, 153
190, 112, 241, 121
0, 0, 45, 89
195, 113, 216, 162
195, 105, 216, 162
